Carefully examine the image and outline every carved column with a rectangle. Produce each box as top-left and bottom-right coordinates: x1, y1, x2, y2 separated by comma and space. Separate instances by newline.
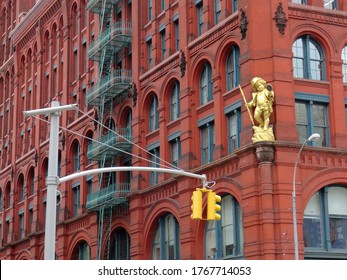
255, 141, 276, 259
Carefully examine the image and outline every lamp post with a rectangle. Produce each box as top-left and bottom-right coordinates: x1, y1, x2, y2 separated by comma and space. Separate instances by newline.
292, 133, 320, 260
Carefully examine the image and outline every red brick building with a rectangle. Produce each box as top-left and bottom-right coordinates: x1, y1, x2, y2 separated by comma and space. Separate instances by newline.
0, 0, 347, 260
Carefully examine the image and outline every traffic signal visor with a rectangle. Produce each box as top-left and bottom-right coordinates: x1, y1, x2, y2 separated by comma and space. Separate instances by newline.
191, 189, 203, 219
207, 191, 221, 221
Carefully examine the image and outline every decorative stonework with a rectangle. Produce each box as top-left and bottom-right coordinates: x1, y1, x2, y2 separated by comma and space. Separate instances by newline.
254, 142, 275, 163
239, 9, 249, 40
273, 2, 288, 35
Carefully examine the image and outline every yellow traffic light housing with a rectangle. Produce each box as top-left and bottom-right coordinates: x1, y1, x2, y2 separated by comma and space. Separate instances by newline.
191, 189, 203, 219
207, 191, 221, 221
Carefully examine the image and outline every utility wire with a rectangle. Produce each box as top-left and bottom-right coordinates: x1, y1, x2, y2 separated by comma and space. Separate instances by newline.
76, 107, 183, 171
33, 114, 179, 171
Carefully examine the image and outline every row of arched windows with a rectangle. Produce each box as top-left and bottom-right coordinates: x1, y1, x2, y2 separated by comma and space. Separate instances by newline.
5, 184, 346, 259
143, 33, 347, 171
0, 128, 94, 244
4, 0, 94, 161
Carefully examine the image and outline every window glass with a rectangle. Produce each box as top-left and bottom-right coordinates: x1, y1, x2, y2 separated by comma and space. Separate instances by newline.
201, 126, 209, 163
312, 104, 327, 146
295, 102, 308, 143
341, 46, 347, 83
152, 227, 161, 260
304, 186, 347, 253
324, 0, 337, 9
204, 195, 243, 259
205, 221, 217, 259
152, 214, 180, 260
165, 215, 176, 260
201, 67, 208, 104
170, 82, 180, 121
304, 192, 322, 248
292, 36, 324, 80
293, 39, 304, 78
309, 41, 322, 80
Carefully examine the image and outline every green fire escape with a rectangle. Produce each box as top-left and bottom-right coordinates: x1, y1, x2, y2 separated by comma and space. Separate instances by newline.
86, 0, 132, 260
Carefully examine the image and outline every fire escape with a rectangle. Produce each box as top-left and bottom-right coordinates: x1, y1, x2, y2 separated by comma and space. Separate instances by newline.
86, 0, 132, 260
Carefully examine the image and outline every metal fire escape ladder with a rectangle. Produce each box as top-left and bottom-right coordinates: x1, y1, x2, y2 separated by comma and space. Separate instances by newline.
86, 0, 133, 260
96, 204, 113, 260
97, 0, 114, 260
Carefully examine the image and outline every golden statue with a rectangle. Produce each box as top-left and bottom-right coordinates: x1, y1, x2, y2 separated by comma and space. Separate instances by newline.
239, 77, 275, 142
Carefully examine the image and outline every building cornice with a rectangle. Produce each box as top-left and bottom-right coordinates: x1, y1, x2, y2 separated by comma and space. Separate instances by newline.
10, 0, 61, 46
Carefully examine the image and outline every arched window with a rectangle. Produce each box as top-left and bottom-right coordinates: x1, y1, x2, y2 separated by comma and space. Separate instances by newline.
226, 45, 240, 91
200, 62, 213, 105
18, 174, 25, 202
27, 49, 32, 82
72, 140, 80, 172
84, 130, 94, 165
71, 3, 78, 37
51, 24, 57, 57
304, 186, 347, 258
149, 94, 159, 131
125, 109, 132, 132
170, 81, 180, 121
292, 35, 325, 80
71, 241, 90, 260
341, 45, 347, 83
81, 0, 87, 29
5, 183, 11, 209
205, 195, 243, 259
44, 31, 50, 64
28, 167, 35, 196
152, 214, 180, 260
110, 228, 131, 260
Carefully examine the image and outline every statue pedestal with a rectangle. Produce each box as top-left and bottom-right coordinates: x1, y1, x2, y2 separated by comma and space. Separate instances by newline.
252, 126, 275, 143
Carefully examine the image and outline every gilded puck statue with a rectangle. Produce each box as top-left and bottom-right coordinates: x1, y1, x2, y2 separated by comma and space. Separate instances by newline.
239, 77, 275, 142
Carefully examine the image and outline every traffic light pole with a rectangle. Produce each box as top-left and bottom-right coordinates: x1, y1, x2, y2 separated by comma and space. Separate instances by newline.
24, 102, 210, 260
23, 101, 78, 260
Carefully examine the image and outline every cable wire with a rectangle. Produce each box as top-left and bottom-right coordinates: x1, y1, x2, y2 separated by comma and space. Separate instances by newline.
33, 114, 180, 171
75, 107, 183, 171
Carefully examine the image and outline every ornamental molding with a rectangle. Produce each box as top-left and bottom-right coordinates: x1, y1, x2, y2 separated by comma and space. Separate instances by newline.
273, 2, 288, 35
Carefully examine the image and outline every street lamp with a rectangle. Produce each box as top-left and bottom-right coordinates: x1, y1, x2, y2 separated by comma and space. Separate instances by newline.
292, 133, 320, 260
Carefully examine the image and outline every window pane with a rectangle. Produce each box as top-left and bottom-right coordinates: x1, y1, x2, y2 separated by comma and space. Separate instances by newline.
309, 41, 322, 80
304, 192, 322, 248
201, 67, 208, 104
313, 104, 327, 146
293, 58, 304, 78
313, 104, 326, 126
165, 215, 176, 260
201, 127, 209, 163
222, 196, 235, 256
152, 228, 160, 259
303, 217, 323, 248
229, 113, 237, 151
342, 46, 347, 83
226, 51, 235, 90
310, 60, 321, 80
205, 221, 217, 259
328, 187, 347, 215
328, 187, 347, 249
295, 102, 308, 142
324, 0, 337, 9
329, 218, 347, 249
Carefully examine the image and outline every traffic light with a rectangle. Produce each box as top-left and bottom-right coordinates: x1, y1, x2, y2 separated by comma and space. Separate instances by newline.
191, 189, 203, 219
207, 191, 221, 221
